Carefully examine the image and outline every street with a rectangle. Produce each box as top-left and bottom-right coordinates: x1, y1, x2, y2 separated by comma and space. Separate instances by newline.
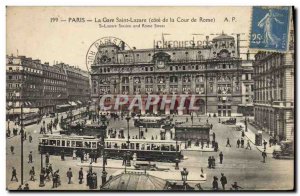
6, 111, 294, 190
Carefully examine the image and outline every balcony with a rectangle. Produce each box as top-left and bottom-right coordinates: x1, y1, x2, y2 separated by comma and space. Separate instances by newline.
272, 101, 294, 108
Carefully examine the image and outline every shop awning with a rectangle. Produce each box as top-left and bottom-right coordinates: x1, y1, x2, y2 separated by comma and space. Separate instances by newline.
7, 107, 39, 114
68, 101, 77, 106
56, 104, 72, 109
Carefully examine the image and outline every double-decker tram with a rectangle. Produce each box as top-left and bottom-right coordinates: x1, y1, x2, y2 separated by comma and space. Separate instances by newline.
38, 134, 102, 156
133, 116, 168, 128
104, 138, 183, 162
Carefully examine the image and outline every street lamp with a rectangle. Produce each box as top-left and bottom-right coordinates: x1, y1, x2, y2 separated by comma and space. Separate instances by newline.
39, 141, 45, 187
181, 168, 189, 190
125, 115, 131, 167
245, 116, 248, 132
175, 136, 179, 170
100, 114, 108, 186
184, 129, 187, 149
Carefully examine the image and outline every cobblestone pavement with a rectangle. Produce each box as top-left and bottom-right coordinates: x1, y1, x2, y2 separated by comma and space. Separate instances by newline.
6, 112, 294, 191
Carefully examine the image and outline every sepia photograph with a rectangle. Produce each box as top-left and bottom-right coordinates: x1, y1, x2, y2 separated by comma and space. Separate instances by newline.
5, 6, 295, 191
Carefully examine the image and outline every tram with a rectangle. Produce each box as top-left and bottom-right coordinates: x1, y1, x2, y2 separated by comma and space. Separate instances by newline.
22, 112, 41, 126
104, 138, 183, 162
133, 116, 167, 128
38, 134, 102, 156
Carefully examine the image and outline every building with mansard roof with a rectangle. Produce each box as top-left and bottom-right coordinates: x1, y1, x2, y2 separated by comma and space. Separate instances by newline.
90, 33, 253, 116
253, 19, 294, 141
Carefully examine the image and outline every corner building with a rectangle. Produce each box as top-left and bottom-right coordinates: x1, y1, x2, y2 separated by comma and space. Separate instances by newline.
91, 34, 253, 116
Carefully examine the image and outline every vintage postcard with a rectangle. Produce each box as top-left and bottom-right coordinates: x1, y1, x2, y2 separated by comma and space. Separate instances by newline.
6, 6, 295, 191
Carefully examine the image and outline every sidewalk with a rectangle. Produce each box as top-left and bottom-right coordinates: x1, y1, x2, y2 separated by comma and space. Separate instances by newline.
77, 158, 177, 171
236, 122, 279, 154
181, 143, 215, 152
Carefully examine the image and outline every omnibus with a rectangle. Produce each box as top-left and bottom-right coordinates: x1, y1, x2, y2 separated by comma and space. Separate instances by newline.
38, 134, 102, 156
133, 116, 168, 128
104, 138, 183, 163
22, 112, 41, 126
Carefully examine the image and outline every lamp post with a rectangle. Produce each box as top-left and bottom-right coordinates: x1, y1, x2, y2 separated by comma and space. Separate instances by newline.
175, 136, 179, 170
184, 128, 187, 149
181, 168, 189, 190
39, 141, 45, 187
125, 115, 131, 167
100, 114, 108, 185
245, 116, 248, 132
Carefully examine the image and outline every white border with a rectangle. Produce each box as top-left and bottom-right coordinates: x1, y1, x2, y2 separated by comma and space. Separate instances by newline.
1, 1, 299, 196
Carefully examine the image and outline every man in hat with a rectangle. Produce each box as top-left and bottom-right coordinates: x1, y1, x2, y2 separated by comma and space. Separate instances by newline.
262, 150, 267, 163
28, 151, 33, 163
79, 167, 84, 184
66, 168, 73, 184
220, 173, 227, 190
29, 166, 35, 181
219, 152, 224, 164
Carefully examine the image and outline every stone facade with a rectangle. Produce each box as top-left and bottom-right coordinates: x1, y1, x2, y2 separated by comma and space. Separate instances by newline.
6, 55, 90, 116
91, 34, 253, 116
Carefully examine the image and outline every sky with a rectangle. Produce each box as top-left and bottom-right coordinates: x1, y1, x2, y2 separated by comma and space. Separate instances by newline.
7, 6, 252, 71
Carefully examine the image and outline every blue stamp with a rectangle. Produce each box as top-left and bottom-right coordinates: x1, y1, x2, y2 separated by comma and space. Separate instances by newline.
250, 6, 291, 52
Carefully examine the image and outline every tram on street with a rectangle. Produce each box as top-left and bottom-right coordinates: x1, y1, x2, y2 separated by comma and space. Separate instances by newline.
104, 138, 183, 162
22, 112, 41, 126
133, 116, 168, 128
38, 134, 102, 156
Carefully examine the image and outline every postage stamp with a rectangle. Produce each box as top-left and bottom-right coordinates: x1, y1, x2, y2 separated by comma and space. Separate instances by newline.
249, 6, 291, 52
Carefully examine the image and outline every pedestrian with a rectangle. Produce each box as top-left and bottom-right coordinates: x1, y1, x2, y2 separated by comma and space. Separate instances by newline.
220, 173, 227, 190
79, 168, 84, 184
241, 138, 244, 148
186, 117, 188, 123
237, 139, 240, 148
29, 166, 35, 181
28, 151, 33, 163
208, 156, 212, 168
212, 132, 216, 141
67, 168, 73, 184
262, 150, 267, 163
23, 183, 29, 190
201, 140, 204, 149
61, 150, 65, 161
48, 164, 53, 177
72, 149, 76, 160
246, 140, 252, 150
212, 176, 219, 190
29, 134, 32, 143
212, 156, 216, 169
226, 138, 231, 147
45, 166, 51, 180
269, 137, 273, 147
219, 152, 223, 164
218, 118, 221, 123
11, 167, 18, 182
10, 145, 14, 154
214, 142, 219, 152
263, 140, 268, 150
